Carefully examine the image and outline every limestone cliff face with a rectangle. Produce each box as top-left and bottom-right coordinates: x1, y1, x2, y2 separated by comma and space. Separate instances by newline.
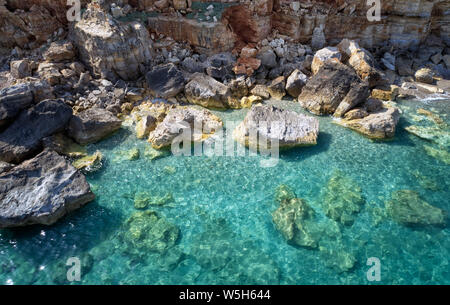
147, 16, 236, 54
70, 5, 152, 81
272, 0, 450, 48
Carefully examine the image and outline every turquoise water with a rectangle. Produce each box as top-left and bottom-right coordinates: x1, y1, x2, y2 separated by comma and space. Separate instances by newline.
0, 99, 449, 285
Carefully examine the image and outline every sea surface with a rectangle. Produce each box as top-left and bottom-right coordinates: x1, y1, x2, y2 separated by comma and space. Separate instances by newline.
0, 98, 449, 285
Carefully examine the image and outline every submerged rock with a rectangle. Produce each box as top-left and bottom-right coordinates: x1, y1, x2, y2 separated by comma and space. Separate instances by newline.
233, 104, 319, 150
72, 151, 103, 172
0, 150, 95, 228
423, 145, 450, 165
272, 193, 319, 249
321, 170, 365, 226
113, 148, 140, 162
385, 190, 446, 226
145, 63, 186, 99
148, 106, 223, 149
0, 99, 72, 164
120, 210, 179, 256
144, 146, 170, 161
68, 107, 122, 145
134, 192, 174, 209
184, 73, 230, 109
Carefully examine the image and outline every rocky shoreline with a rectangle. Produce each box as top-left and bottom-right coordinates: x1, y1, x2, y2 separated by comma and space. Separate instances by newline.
0, 0, 449, 228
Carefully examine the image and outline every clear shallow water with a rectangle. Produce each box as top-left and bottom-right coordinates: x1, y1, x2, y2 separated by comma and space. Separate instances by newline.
0, 99, 449, 285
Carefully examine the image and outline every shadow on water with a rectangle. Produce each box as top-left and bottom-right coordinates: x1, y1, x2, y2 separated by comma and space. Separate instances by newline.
0, 199, 123, 264
280, 132, 332, 162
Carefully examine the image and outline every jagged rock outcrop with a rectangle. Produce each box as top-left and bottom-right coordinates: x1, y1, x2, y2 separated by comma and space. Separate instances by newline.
272, 0, 450, 50
0, 1, 63, 48
311, 47, 341, 75
0, 149, 95, 228
298, 61, 369, 116
68, 107, 122, 145
336, 103, 401, 139
44, 40, 76, 62
148, 106, 223, 149
337, 39, 385, 88
184, 73, 231, 109
233, 104, 319, 149
0, 99, 72, 164
147, 15, 236, 54
0, 83, 34, 128
70, 4, 152, 81
145, 63, 186, 99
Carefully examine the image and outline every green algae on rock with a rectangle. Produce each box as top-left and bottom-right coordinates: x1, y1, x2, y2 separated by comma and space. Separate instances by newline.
423, 145, 450, 165
385, 190, 447, 226
72, 150, 103, 172
134, 192, 175, 209
320, 170, 365, 225
274, 184, 296, 203
144, 146, 170, 161
120, 210, 179, 256
113, 147, 140, 162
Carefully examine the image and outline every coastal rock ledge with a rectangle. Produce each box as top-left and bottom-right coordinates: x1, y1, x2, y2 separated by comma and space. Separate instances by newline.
234, 104, 319, 150
0, 150, 95, 228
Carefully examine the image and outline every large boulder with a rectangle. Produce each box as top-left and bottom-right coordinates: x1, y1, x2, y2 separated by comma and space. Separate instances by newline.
0, 83, 34, 128
0, 99, 72, 164
148, 106, 223, 149
311, 47, 342, 75
298, 61, 368, 116
68, 107, 122, 145
385, 190, 446, 227
233, 104, 319, 150
285, 69, 308, 98
336, 103, 400, 139
184, 73, 230, 109
0, 150, 95, 228
415, 68, 434, 84
70, 5, 152, 81
145, 63, 186, 99
337, 39, 385, 88
44, 41, 76, 62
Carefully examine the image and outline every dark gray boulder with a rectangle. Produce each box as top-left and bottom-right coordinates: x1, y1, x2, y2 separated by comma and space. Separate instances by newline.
0, 150, 95, 228
0, 99, 73, 164
68, 107, 122, 145
145, 63, 186, 99
0, 83, 34, 129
